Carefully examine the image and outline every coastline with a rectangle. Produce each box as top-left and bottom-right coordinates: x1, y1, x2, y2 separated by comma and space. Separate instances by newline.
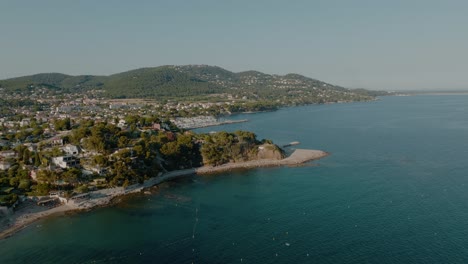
0, 148, 328, 240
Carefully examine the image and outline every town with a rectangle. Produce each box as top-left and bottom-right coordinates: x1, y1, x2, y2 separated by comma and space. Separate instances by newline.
0, 85, 287, 215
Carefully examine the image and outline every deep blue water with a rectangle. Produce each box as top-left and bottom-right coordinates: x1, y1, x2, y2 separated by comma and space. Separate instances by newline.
1, 95, 468, 263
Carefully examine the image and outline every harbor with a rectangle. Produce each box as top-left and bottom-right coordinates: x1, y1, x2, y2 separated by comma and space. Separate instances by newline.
172, 116, 248, 129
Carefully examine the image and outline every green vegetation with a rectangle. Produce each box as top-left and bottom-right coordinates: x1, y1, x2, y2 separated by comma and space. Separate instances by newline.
0, 65, 389, 104
200, 131, 282, 166
0, 72, 310, 202
0, 98, 48, 117
54, 118, 71, 131
0, 111, 280, 201
0, 193, 18, 207
104, 67, 220, 98
0, 73, 106, 93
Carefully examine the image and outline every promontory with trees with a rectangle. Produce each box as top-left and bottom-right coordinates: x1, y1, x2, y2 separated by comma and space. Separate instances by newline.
0, 115, 283, 207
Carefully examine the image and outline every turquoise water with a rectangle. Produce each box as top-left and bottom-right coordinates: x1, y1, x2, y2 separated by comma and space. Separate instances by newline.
2, 95, 468, 263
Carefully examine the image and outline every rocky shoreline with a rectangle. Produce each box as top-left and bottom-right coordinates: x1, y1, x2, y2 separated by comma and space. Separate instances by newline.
196, 149, 328, 174
0, 149, 328, 240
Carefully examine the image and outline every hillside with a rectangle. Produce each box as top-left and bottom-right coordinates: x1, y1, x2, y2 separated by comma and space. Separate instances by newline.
0, 65, 386, 104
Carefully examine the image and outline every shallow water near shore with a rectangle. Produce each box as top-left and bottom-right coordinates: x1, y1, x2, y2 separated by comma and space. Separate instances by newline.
2, 95, 468, 263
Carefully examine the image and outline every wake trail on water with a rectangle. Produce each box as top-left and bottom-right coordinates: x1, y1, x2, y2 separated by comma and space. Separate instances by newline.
192, 207, 199, 239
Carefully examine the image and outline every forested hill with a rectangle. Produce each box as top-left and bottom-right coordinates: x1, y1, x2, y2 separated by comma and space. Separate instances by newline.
0, 65, 388, 103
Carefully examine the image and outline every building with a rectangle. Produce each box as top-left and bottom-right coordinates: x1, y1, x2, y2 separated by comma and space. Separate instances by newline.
63, 145, 79, 156
152, 123, 161, 131
0, 161, 11, 171
117, 119, 127, 128
51, 137, 64, 146
52, 155, 79, 169
92, 166, 106, 175
82, 164, 107, 176
109, 104, 128, 110
30, 169, 38, 181
0, 150, 16, 158
20, 118, 31, 127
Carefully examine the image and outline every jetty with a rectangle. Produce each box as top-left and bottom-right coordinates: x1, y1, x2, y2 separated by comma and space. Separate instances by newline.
282, 141, 300, 148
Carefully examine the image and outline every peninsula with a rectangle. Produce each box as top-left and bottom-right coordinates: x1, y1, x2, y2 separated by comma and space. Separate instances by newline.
0, 148, 328, 239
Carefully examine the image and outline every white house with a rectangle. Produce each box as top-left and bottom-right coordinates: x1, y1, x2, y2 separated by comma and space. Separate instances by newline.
117, 119, 127, 128
52, 155, 79, 169
0, 150, 16, 158
63, 145, 79, 156
20, 118, 31, 127
0, 161, 11, 171
82, 165, 107, 176
30, 169, 38, 181
51, 137, 64, 146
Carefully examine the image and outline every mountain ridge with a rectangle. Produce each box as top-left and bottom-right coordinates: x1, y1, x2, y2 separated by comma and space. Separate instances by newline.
0, 65, 386, 103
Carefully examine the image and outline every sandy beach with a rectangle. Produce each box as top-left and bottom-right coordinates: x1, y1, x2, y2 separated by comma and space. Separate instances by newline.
0, 149, 328, 240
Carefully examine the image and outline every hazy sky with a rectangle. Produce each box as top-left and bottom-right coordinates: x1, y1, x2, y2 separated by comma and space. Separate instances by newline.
1, 0, 467, 90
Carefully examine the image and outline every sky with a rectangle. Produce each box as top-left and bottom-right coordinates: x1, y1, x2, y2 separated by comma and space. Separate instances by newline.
1, 0, 468, 90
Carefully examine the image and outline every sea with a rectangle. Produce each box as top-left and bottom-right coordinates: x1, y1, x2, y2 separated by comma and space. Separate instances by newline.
1, 95, 468, 263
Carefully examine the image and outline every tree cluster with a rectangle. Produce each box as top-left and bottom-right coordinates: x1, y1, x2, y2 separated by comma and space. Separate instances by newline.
200, 131, 261, 166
